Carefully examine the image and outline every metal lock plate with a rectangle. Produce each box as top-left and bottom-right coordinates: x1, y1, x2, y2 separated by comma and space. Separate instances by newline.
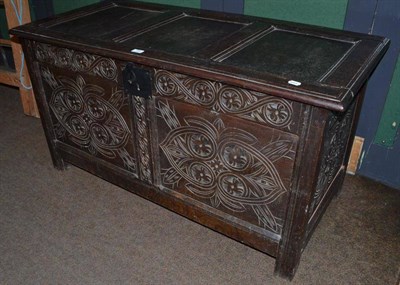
123, 63, 152, 99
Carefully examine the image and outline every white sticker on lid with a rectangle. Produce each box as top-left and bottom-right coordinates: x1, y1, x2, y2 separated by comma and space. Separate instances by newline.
131, 49, 145, 54
288, 80, 302, 86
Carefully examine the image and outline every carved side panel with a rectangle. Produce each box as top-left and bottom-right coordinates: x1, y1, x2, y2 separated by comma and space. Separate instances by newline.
34, 42, 137, 175
154, 70, 302, 133
310, 103, 356, 214
156, 98, 299, 234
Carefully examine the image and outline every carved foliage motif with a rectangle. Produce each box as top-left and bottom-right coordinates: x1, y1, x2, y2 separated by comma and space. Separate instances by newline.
312, 105, 355, 212
34, 42, 118, 81
154, 70, 294, 129
42, 67, 136, 172
157, 100, 297, 233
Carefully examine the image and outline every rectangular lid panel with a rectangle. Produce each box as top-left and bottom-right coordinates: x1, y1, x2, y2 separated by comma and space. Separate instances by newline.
120, 15, 247, 56
221, 30, 355, 83
49, 6, 163, 40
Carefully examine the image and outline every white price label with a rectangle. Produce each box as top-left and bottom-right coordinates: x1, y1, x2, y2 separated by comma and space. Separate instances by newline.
288, 80, 301, 86
131, 49, 145, 54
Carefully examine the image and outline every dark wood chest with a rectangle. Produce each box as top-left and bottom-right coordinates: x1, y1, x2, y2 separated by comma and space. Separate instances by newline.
11, 1, 389, 280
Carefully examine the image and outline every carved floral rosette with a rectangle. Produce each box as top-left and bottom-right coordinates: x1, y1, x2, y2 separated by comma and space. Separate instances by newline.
157, 100, 297, 234
154, 70, 295, 130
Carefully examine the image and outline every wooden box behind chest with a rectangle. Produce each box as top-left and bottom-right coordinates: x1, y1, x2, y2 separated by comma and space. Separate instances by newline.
11, 0, 389, 280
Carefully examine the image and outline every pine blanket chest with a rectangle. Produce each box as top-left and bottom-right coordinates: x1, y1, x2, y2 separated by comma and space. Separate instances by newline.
11, 0, 389, 280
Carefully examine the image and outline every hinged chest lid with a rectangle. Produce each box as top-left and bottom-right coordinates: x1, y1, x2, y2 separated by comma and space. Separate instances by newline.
11, 0, 389, 111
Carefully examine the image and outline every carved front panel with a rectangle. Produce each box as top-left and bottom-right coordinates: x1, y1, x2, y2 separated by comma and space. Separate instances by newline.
34, 42, 137, 175
156, 98, 299, 234
154, 70, 303, 133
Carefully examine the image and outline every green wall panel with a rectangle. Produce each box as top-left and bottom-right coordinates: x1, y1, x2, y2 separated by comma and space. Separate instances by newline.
244, 0, 348, 29
374, 54, 400, 147
0, 8, 9, 39
140, 0, 200, 8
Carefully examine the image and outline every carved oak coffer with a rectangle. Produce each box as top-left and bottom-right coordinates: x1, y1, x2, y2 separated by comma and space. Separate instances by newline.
11, 0, 389, 280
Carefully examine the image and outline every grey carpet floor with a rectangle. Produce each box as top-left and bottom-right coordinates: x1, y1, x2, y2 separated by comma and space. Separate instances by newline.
1, 84, 399, 285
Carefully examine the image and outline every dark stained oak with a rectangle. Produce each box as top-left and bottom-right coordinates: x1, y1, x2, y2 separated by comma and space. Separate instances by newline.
11, 0, 389, 280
